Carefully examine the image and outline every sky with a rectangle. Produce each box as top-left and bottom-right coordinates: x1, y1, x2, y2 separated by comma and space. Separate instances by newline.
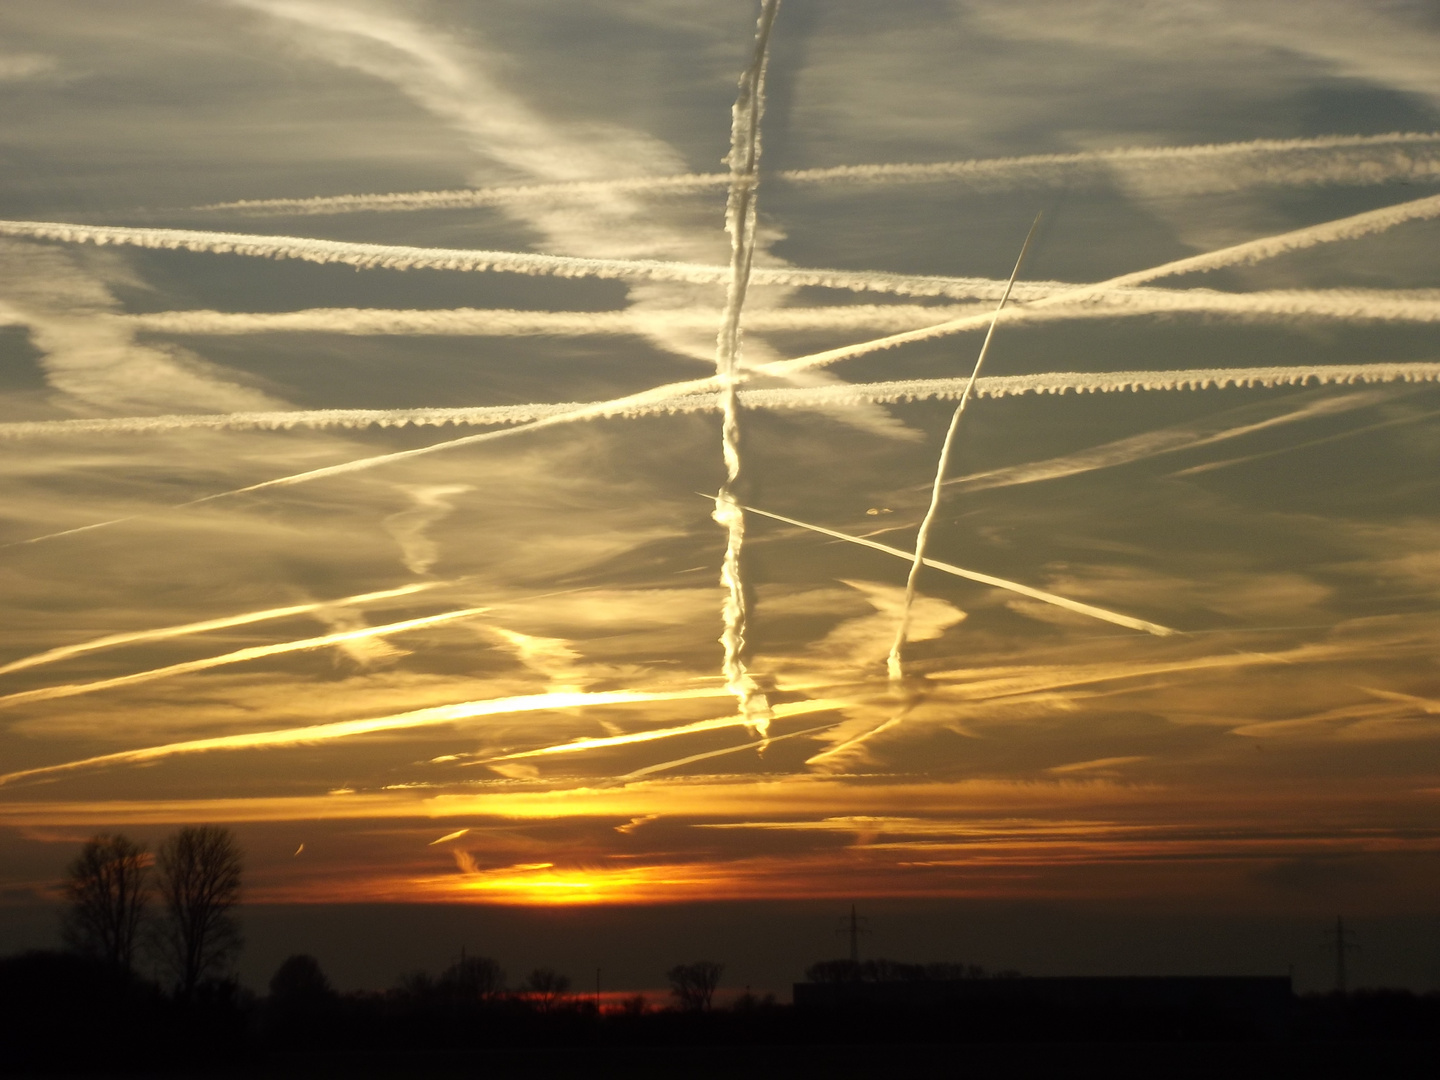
1, 0, 1439, 994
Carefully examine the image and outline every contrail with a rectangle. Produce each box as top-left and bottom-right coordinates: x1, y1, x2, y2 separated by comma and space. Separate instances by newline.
196, 132, 1440, 215
5, 362, 1438, 444
488, 697, 843, 763
0, 687, 735, 787
0, 217, 1069, 301
713, 0, 779, 735
1169, 405, 1440, 477
6, 371, 725, 547
10, 196, 1437, 546
758, 192, 1440, 378
744, 504, 1175, 636
116, 289, 1440, 338
618, 718, 843, 781
0, 582, 441, 677
8, 192, 1437, 306
0, 606, 489, 710
946, 390, 1393, 494
5, 363, 1438, 441
888, 215, 1041, 683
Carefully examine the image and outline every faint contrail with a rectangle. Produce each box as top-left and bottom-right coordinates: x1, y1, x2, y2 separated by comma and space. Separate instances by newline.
5, 363, 1438, 440
758, 192, 1440, 377
0, 582, 441, 677
196, 132, 1440, 215
0, 606, 489, 709
116, 289, 1440, 338
946, 390, 1392, 494
744, 504, 1175, 636
488, 697, 842, 762
0, 687, 735, 787
618, 718, 843, 781
888, 215, 1041, 683
5, 371, 724, 547
1169, 405, 1440, 477
713, 0, 779, 735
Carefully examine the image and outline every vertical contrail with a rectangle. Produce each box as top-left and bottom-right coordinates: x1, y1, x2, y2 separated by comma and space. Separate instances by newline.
887, 216, 1042, 683
714, 0, 780, 735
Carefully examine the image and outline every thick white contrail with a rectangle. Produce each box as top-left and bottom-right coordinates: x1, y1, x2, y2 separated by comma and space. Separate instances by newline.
887, 216, 1041, 683
713, 0, 779, 736
0, 687, 734, 787
4, 362, 1438, 440
758, 192, 1440, 378
744, 504, 1175, 636
0, 606, 490, 710
0, 582, 441, 677
9, 194, 1437, 308
116, 289, 1440, 338
0, 218, 1114, 307
196, 132, 1440, 215
0, 218, 1063, 302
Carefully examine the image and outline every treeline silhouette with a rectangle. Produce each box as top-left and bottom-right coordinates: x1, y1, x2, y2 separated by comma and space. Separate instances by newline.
2, 832, 1437, 1074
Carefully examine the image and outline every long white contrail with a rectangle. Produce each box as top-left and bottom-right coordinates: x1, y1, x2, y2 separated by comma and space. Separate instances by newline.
4, 362, 1438, 440
0, 582, 441, 677
758, 192, 1440, 378
0, 606, 489, 709
196, 132, 1440, 215
0, 687, 734, 787
743, 504, 1175, 637
0, 218, 1067, 301
116, 289, 1440, 338
7, 192, 1437, 307
888, 216, 1041, 683
713, 0, 779, 736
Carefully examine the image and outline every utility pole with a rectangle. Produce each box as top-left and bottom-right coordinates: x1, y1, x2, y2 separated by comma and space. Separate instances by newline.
836, 904, 869, 964
1328, 916, 1358, 993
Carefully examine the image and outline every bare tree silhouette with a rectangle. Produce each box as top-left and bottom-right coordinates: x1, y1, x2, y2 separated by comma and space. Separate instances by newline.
667, 961, 723, 1011
153, 826, 243, 998
523, 967, 571, 1012
438, 954, 505, 1004
61, 834, 150, 974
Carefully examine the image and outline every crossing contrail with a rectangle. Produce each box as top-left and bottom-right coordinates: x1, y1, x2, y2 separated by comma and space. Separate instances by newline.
195, 132, 1440, 215
758, 192, 1440, 378
4, 363, 1437, 440
0, 582, 441, 677
10, 196, 1439, 549
0, 687, 735, 787
713, 0, 779, 736
888, 215, 1041, 683
743, 504, 1175, 636
0, 606, 490, 710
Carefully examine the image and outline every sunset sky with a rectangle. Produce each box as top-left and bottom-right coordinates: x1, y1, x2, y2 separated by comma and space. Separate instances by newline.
1, 0, 1438, 993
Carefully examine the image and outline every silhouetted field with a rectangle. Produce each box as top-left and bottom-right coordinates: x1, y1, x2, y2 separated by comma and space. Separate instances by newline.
3, 950, 1437, 1078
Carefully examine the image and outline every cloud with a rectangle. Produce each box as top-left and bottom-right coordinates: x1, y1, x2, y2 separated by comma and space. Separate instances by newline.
383, 484, 472, 575
0, 240, 281, 414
